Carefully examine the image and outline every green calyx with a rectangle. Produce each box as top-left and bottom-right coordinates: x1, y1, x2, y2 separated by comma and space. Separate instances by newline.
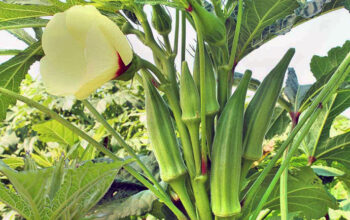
116, 54, 140, 81
143, 75, 187, 182
243, 48, 296, 161
210, 70, 251, 217
191, 1, 226, 46
151, 5, 172, 35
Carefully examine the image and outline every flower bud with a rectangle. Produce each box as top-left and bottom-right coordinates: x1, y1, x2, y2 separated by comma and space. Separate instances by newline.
40, 5, 133, 100
151, 5, 172, 35
191, 1, 226, 46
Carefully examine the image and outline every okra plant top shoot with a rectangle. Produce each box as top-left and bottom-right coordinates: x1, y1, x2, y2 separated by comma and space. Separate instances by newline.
0, 0, 350, 219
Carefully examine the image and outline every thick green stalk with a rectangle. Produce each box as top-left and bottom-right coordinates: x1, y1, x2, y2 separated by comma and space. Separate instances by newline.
82, 100, 168, 199
191, 12, 213, 220
140, 58, 167, 84
170, 176, 198, 220
0, 87, 186, 219
243, 52, 350, 213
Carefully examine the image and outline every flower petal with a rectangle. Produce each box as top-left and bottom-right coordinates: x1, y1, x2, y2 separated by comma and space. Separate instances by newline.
96, 13, 133, 66
73, 25, 118, 100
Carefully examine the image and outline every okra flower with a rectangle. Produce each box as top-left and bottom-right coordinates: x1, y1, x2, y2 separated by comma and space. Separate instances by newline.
40, 5, 133, 99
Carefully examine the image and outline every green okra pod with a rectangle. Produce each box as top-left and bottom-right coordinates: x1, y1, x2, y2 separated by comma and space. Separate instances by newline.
180, 61, 201, 175
143, 75, 187, 182
243, 48, 295, 160
210, 70, 252, 217
143, 75, 197, 220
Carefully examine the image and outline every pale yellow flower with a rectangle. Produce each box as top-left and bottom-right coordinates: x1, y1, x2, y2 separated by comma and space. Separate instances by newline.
40, 5, 133, 99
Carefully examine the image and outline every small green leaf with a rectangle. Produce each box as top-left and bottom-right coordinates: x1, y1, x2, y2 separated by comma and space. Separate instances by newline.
0, 41, 42, 120
32, 120, 79, 146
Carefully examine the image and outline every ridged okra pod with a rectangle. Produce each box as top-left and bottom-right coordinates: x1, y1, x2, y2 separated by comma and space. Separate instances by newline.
210, 70, 252, 217
143, 76, 197, 220
180, 61, 201, 175
151, 5, 171, 35
193, 45, 220, 150
243, 48, 295, 160
144, 76, 187, 181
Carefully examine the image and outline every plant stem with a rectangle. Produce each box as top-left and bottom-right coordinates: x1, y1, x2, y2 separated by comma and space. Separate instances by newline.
0, 88, 186, 220
181, 10, 186, 62
174, 9, 180, 55
242, 52, 350, 214
280, 147, 289, 220
81, 100, 168, 197
192, 12, 208, 175
170, 176, 198, 220
187, 122, 201, 176
140, 58, 167, 84
225, 0, 243, 71
163, 34, 172, 53
251, 106, 323, 219
191, 12, 213, 220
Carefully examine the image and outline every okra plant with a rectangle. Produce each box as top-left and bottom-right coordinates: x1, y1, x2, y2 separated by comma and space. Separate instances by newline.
0, 0, 350, 219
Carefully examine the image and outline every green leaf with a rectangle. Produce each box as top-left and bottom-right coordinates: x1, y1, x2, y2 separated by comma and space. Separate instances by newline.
234, 0, 343, 59
284, 68, 311, 111
311, 165, 345, 177
0, 160, 53, 218
88, 189, 159, 219
0, 18, 48, 30
49, 161, 124, 219
319, 90, 350, 143
247, 167, 337, 219
310, 40, 350, 80
265, 107, 291, 139
0, 158, 124, 219
0, 1, 61, 22
7, 29, 36, 45
300, 96, 335, 157
315, 131, 350, 169
237, 0, 299, 58
32, 120, 79, 146
0, 182, 32, 219
0, 41, 42, 120
345, 0, 350, 11
3, 0, 52, 5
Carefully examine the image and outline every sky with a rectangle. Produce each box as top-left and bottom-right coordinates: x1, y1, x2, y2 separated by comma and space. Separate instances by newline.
1, 7, 350, 113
